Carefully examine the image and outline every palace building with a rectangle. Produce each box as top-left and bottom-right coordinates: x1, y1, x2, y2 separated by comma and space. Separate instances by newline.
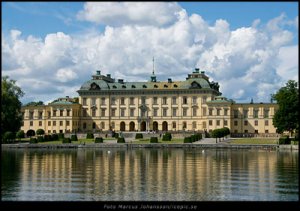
21, 68, 278, 135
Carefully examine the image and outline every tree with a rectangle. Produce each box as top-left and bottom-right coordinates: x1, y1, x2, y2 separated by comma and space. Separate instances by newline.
36, 129, 45, 136
25, 101, 44, 106
272, 80, 299, 136
1, 76, 24, 139
16, 130, 25, 141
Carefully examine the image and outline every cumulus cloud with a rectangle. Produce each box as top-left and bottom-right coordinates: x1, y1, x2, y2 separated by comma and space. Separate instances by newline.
2, 2, 298, 104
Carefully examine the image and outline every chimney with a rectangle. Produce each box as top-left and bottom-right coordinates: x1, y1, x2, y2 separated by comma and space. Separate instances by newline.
96, 70, 101, 75
168, 78, 172, 83
201, 71, 205, 74
118, 79, 124, 83
195, 68, 200, 73
107, 74, 111, 78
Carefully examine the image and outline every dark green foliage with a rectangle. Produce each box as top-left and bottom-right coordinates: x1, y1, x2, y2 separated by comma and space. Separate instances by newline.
86, 132, 94, 139
150, 137, 158, 143
37, 136, 44, 143
1, 76, 24, 138
184, 137, 192, 143
135, 133, 143, 139
25, 101, 44, 106
62, 138, 71, 143
44, 135, 52, 142
195, 133, 202, 141
26, 129, 35, 137
58, 133, 64, 140
162, 133, 172, 141
29, 138, 38, 144
95, 137, 103, 143
2, 131, 16, 143
279, 136, 291, 145
16, 130, 25, 139
36, 129, 45, 136
71, 134, 78, 141
272, 80, 299, 135
114, 133, 119, 139
51, 134, 58, 141
117, 137, 125, 143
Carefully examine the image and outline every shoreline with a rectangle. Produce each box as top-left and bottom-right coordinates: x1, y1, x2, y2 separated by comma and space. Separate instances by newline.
1, 143, 298, 150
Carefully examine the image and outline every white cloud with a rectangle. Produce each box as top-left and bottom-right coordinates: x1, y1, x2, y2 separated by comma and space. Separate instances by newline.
2, 3, 298, 104
77, 2, 183, 27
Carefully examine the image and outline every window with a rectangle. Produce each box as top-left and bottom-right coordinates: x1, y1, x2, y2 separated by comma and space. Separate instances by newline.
101, 122, 105, 129
202, 96, 207, 103
153, 109, 158, 117
30, 121, 33, 126
224, 120, 228, 126
254, 109, 259, 118
202, 108, 207, 116
244, 120, 248, 126
234, 110, 238, 118
83, 98, 87, 106
183, 122, 187, 129
192, 121, 197, 129
130, 97, 134, 105
265, 120, 269, 126
141, 110, 146, 117
92, 122, 96, 129
30, 111, 34, 119
60, 110, 63, 116
255, 130, 258, 134
209, 109, 213, 116
224, 108, 228, 116
163, 108, 167, 117
183, 96, 187, 104
48, 130, 51, 134
130, 109, 135, 117
111, 97, 116, 105
153, 97, 157, 105
193, 108, 197, 116
244, 130, 248, 133
264, 109, 269, 118
53, 121, 56, 126
120, 97, 125, 105
172, 108, 177, 117
83, 109, 87, 117
60, 121, 63, 126
48, 121, 51, 126
183, 108, 188, 116
172, 97, 176, 104
66, 110, 70, 116
121, 109, 125, 117
163, 97, 167, 105
234, 120, 238, 126
101, 97, 106, 105
172, 122, 176, 129
209, 120, 213, 126
91, 109, 95, 117
91, 98, 96, 106
39, 121, 42, 126
47, 111, 51, 119
243, 109, 248, 118
141, 96, 146, 104
192, 96, 197, 104
38, 111, 43, 119
66, 121, 70, 126
217, 109, 221, 116
111, 122, 115, 129
111, 109, 116, 117
265, 130, 269, 133
83, 122, 86, 129
255, 120, 258, 126
53, 110, 56, 117
216, 120, 220, 126
101, 109, 106, 116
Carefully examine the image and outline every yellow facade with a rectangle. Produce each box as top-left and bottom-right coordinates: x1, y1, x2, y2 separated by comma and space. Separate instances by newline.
21, 69, 278, 136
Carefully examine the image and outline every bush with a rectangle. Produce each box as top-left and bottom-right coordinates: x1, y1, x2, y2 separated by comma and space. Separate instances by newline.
29, 138, 38, 144
196, 133, 202, 140
117, 137, 125, 143
86, 133, 94, 139
26, 129, 35, 137
184, 137, 192, 143
71, 134, 78, 141
2, 131, 15, 143
37, 136, 44, 143
291, 140, 299, 145
162, 133, 172, 141
62, 138, 71, 143
95, 137, 103, 143
44, 135, 52, 142
16, 130, 25, 139
135, 133, 143, 139
114, 133, 119, 139
51, 134, 59, 141
150, 137, 158, 143
279, 136, 291, 145
36, 129, 45, 136
58, 133, 64, 140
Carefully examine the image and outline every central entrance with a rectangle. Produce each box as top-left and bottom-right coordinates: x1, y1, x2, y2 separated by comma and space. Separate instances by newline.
162, 121, 168, 131
129, 122, 135, 131
140, 121, 146, 131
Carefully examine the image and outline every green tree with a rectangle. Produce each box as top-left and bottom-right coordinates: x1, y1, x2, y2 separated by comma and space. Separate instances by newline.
1, 76, 24, 139
16, 130, 25, 141
25, 101, 44, 106
36, 129, 45, 136
272, 80, 299, 136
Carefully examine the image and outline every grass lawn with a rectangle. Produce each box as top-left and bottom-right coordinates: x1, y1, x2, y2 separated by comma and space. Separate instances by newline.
229, 139, 278, 145
132, 138, 184, 144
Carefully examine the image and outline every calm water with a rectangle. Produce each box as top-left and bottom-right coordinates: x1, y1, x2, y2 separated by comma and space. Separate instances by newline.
1, 148, 298, 201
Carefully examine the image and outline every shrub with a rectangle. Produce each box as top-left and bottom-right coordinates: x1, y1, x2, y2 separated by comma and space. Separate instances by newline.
184, 137, 192, 143
279, 136, 291, 145
62, 138, 71, 143
44, 135, 52, 142
135, 133, 143, 139
16, 130, 25, 139
86, 133, 94, 139
114, 133, 119, 139
29, 138, 38, 144
36, 129, 45, 136
51, 134, 59, 141
2, 131, 15, 143
95, 137, 103, 143
58, 133, 64, 140
37, 136, 44, 143
71, 134, 78, 141
196, 133, 202, 140
117, 137, 125, 143
190, 135, 197, 142
162, 133, 172, 141
150, 137, 158, 143
26, 129, 35, 137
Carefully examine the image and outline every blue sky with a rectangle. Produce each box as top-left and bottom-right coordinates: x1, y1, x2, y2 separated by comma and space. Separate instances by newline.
2, 2, 299, 104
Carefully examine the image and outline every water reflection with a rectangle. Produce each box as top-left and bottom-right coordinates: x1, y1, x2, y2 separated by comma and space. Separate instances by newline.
1, 148, 298, 201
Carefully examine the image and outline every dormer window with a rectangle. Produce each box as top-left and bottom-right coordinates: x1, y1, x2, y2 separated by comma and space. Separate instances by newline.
191, 81, 201, 89
164, 84, 168, 88
112, 85, 117, 89
89, 82, 100, 90
154, 84, 158, 88
122, 85, 126, 88
132, 85, 136, 88
143, 85, 147, 88
174, 84, 178, 88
